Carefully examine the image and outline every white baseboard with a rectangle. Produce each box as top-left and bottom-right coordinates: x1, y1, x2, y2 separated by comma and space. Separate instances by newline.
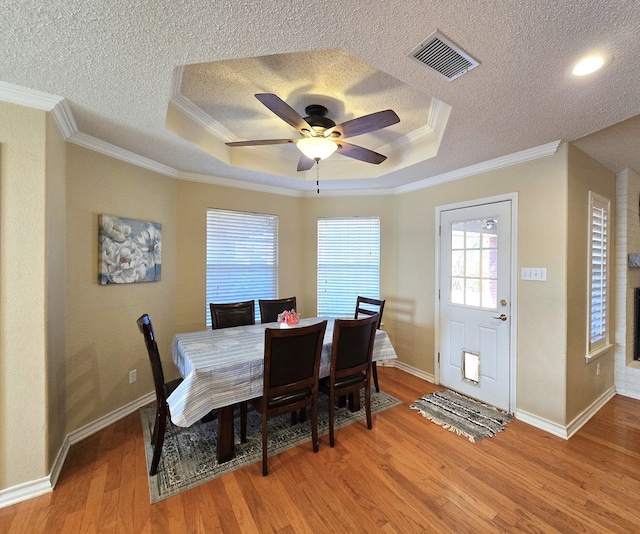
0, 477, 52, 510
383, 359, 435, 384
516, 385, 616, 440
0, 391, 154, 510
615, 386, 640, 401
515, 409, 570, 439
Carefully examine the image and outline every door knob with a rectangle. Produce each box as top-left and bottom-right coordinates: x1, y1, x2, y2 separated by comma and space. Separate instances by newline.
493, 314, 508, 321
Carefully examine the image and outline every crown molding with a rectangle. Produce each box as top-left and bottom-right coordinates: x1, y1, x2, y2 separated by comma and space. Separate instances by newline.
0, 80, 64, 111
1, 83, 563, 197
178, 172, 304, 197
68, 132, 179, 178
170, 93, 237, 140
301, 186, 396, 197
51, 99, 78, 139
395, 140, 563, 194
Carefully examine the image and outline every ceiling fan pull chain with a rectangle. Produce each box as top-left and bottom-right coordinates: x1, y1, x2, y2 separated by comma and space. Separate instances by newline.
316, 159, 320, 194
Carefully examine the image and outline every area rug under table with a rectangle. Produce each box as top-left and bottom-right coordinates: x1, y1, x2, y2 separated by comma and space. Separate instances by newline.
410, 389, 512, 443
140, 389, 402, 503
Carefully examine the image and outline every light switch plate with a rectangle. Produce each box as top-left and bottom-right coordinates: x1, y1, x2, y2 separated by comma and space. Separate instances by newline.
521, 267, 547, 281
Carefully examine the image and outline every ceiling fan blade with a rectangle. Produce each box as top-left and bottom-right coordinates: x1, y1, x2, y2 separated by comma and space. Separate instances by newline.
226, 139, 296, 147
336, 141, 387, 164
297, 154, 315, 172
327, 109, 400, 139
255, 93, 314, 133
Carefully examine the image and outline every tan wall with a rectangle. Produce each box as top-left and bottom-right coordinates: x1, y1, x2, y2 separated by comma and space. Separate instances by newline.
395, 147, 570, 424
175, 181, 302, 333
565, 144, 616, 422
298, 194, 397, 333
0, 102, 48, 488
45, 113, 68, 470
65, 144, 178, 431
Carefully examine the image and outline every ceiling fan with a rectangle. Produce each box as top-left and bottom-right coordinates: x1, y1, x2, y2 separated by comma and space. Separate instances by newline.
226, 93, 400, 171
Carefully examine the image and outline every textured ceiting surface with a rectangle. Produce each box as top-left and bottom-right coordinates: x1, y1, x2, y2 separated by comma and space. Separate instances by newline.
2, 0, 640, 191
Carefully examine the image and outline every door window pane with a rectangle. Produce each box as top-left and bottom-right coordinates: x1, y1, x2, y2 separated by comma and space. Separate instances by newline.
450, 217, 499, 309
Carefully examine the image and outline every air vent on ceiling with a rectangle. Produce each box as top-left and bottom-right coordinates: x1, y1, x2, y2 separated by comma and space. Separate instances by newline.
408, 31, 479, 81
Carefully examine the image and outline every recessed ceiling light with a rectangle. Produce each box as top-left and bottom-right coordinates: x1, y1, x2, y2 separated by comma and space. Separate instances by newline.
572, 54, 608, 76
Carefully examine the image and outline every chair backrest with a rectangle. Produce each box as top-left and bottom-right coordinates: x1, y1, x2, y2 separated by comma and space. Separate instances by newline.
210, 300, 256, 329
354, 296, 385, 329
259, 296, 297, 324
330, 314, 379, 377
263, 320, 327, 400
137, 314, 168, 405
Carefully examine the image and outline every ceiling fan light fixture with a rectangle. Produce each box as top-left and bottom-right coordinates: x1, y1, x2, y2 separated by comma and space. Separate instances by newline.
296, 136, 338, 161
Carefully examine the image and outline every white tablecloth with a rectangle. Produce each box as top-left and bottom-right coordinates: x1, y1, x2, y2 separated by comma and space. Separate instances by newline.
167, 317, 397, 427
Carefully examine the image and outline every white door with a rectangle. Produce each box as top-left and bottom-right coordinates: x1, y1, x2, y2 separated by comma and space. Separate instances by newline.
438, 200, 513, 411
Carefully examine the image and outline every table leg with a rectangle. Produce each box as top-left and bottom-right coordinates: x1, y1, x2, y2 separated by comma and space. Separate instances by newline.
348, 391, 361, 412
217, 405, 235, 463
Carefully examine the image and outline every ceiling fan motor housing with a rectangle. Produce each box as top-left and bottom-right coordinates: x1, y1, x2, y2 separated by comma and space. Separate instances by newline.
303, 104, 336, 134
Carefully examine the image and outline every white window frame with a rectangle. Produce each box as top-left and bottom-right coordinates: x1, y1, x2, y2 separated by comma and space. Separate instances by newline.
317, 217, 381, 318
206, 208, 278, 326
586, 192, 611, 360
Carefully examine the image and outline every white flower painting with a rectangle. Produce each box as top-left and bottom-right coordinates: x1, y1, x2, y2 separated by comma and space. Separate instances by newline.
99, 214, 162, 284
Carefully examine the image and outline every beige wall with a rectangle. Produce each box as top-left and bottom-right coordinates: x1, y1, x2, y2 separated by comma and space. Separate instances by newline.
299, 195, 397, 330
395, 147, 571, 423
0, 102, 49, 488
175, 181, 303, 333
45, 113, 68, 470
565, 144, 616, 422
65, 144, 178, 431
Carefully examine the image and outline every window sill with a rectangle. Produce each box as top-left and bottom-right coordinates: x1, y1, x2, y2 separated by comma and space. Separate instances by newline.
585, 343, 613, 363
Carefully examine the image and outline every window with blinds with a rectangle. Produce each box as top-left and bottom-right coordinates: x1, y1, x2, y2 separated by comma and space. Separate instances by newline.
587, 192, 610, 357
317, 217, 380, 318
206, 209, 278, 326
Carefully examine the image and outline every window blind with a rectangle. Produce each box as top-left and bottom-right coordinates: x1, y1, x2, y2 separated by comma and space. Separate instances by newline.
206, 209, 278, 325
588, 193, 609, 352
317, 217, 380, 318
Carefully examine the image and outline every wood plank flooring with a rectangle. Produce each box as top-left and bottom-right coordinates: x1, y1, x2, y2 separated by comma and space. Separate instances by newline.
1, 367, 639, 533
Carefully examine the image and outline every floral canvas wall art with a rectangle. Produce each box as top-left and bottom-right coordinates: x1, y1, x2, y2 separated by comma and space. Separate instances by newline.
99, 214, 162, 284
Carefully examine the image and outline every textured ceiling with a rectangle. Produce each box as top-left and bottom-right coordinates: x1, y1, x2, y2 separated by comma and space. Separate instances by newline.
2, 0, 640, 192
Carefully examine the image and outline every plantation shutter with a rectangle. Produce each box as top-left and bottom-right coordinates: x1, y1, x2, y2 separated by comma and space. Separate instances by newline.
317, 217, 380, 318
588, 193, 609, 353
206, 209, 278, 325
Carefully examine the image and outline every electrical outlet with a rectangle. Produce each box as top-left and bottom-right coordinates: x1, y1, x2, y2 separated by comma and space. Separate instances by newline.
129, 369, 137, 384
596, 362, 601, 376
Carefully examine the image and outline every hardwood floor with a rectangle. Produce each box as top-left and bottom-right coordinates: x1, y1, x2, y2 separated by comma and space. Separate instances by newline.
2, 367, 640, 533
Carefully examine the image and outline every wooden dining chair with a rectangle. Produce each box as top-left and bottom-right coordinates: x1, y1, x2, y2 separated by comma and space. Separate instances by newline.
258, 296, 297, 324
250, 320, 327, 476
320, 313, 379, 447
210, 300, 255, 329
354, 296, 385, 392
137, 314, 184, 476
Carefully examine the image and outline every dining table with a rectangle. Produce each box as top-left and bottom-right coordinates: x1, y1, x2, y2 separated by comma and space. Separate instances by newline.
167, 317, 398, 463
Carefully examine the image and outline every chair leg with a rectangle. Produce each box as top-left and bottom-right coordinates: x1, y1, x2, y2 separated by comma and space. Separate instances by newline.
240, 402, 248, 443
311, 399, 319, 453
329, 391, 336, 447
262, 412, 269, 476
372, 361, 380, 392
150, 408, 167, 476
151, 407, 161, 446
365, 384, 372, 430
